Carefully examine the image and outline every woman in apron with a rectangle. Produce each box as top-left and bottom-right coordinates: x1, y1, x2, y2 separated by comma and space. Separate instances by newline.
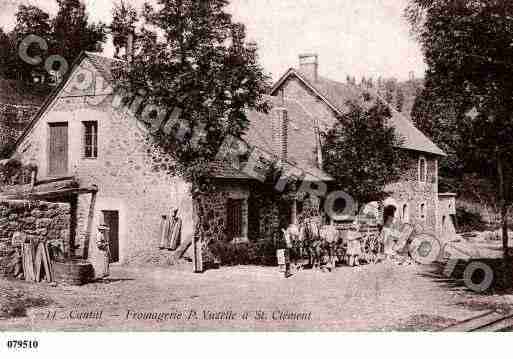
95, 224, 110, 278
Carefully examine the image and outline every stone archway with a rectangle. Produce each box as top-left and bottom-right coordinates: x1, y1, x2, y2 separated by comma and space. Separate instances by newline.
382, 198, 399, 227
383, 205, 397, 227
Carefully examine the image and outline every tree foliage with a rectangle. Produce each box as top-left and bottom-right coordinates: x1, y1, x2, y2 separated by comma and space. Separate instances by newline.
111, 0, 139, 58
115, 0, 271, 194
0, 1, 106, 84
52, 0, 107, 63
407, 0, 513, 254
322, 100, 406, 209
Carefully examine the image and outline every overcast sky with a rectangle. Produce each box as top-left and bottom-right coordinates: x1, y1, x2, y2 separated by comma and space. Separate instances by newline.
0, 0, 426, 81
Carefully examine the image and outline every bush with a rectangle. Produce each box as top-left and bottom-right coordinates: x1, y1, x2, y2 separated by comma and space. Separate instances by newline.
209, 238, 286, 267
455, 206, 487, 233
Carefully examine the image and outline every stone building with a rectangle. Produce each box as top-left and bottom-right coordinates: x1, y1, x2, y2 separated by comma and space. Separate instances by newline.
271, 54, 454, 234
5, 51, 453, 266
11, 53, 194, 264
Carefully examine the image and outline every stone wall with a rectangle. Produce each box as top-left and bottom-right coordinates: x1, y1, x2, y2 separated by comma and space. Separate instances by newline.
385, 152, 438, 231
0, 199, 71, 276
196, 191, 228, 243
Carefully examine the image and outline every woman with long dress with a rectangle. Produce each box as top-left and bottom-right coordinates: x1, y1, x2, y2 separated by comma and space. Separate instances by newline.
95, 224, 110, 278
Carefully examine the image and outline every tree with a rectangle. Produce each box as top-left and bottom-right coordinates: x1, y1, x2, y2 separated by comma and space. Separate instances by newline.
322, 99, 406, 212
4, 5, 53, 82
13, 5, 52, 37
0, 28, 11, 77
111, 0, 139, 59
0, 2, 106, 85
115, 0, 271, 193
406, 0, 513, 257
52, 0, 107, 64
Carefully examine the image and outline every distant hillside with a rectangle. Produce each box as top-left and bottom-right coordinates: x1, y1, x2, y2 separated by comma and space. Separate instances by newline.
0, 79, 49, 106
397, 78, 424, 119
364, 77, 424, 119
0, 79, 48, 156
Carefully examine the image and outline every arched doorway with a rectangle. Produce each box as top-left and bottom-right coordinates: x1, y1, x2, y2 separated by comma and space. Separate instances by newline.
402, 203, 410, 223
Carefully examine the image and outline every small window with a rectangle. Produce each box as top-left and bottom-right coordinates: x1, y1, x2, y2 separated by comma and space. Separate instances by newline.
419, 156, 427, 183
420, 203, 426, 222
83, 121, 98, 158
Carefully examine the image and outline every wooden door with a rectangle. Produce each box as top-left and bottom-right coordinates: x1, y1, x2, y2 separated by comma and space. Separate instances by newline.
49, 123, 68, 176
103, 211, 120, 263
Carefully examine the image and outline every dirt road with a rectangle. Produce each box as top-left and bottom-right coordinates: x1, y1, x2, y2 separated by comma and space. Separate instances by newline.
2, 262, 513, 331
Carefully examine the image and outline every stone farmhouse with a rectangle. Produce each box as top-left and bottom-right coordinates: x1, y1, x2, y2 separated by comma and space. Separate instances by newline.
4, 51, 455, 265
271, 54, 456, 236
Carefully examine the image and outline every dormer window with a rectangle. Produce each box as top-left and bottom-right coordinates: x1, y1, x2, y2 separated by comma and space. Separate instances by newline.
418, 156, 427, 183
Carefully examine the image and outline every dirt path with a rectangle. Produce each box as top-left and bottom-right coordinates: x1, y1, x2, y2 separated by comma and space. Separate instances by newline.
2, 263, 513, 331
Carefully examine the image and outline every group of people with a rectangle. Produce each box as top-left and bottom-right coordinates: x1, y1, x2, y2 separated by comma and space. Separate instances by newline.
281, 215, 408, 272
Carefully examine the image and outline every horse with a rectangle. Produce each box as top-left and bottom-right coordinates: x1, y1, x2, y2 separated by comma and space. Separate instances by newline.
299, 220, 334, 271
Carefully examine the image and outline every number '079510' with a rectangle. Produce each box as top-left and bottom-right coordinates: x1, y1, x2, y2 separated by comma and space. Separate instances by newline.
6, 340, 39, 350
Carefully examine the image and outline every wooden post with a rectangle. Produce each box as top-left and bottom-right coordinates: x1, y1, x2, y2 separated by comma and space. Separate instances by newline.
291, 199, 298, 225
192, 223, 203, 273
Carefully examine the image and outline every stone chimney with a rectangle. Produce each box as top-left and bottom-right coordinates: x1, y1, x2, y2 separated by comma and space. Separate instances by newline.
299, 54, 319, 82
126, 31, 134, 63
272, 107, 289, 161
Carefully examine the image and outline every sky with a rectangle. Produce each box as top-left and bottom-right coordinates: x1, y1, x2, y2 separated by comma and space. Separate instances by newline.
0, 0, 426, 81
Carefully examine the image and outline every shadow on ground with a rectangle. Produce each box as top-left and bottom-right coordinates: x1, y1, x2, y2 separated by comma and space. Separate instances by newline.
419, 259, 513, 314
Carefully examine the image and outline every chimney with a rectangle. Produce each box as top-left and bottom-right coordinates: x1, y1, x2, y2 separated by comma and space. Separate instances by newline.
126, 31, 134, 63
272, 107, 289, 161
299, 53, 319, 82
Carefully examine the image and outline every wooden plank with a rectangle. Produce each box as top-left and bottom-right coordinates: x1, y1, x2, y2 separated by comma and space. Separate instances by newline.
22, 242, 36, 282
439, 311, 506, 332
43, 242, 53, 282
472, 315, 513, 332
34, 243, 43, 283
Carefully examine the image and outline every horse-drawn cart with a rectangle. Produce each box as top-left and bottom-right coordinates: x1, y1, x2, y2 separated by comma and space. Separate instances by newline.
282, 220, 386, 271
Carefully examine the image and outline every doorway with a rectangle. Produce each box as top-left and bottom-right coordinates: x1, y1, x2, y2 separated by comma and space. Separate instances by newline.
383, 205, 397, 227
102, 210, 119, 263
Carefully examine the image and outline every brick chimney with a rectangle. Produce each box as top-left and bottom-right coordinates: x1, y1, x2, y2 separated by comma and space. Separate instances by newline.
272, 107, 289, 161
299, 54, 319, 82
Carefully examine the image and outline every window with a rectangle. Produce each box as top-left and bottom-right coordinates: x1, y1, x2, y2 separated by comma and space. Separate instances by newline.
227, 199, 243, 239
83, 121, 98, 158
419, 156, 427, 183
420, 203, 426, 222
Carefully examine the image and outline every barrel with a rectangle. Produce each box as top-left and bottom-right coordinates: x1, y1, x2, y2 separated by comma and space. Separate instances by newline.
51, 260, 94, 286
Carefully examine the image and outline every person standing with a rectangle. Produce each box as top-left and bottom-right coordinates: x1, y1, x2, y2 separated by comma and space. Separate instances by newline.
95, 224, 110, 278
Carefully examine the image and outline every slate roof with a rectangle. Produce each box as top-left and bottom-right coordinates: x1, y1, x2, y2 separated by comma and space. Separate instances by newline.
208, 95, 333, 181
271, 68, 446, 157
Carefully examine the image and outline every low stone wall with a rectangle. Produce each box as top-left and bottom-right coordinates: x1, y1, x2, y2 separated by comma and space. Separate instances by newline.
0, 199, 71, 276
